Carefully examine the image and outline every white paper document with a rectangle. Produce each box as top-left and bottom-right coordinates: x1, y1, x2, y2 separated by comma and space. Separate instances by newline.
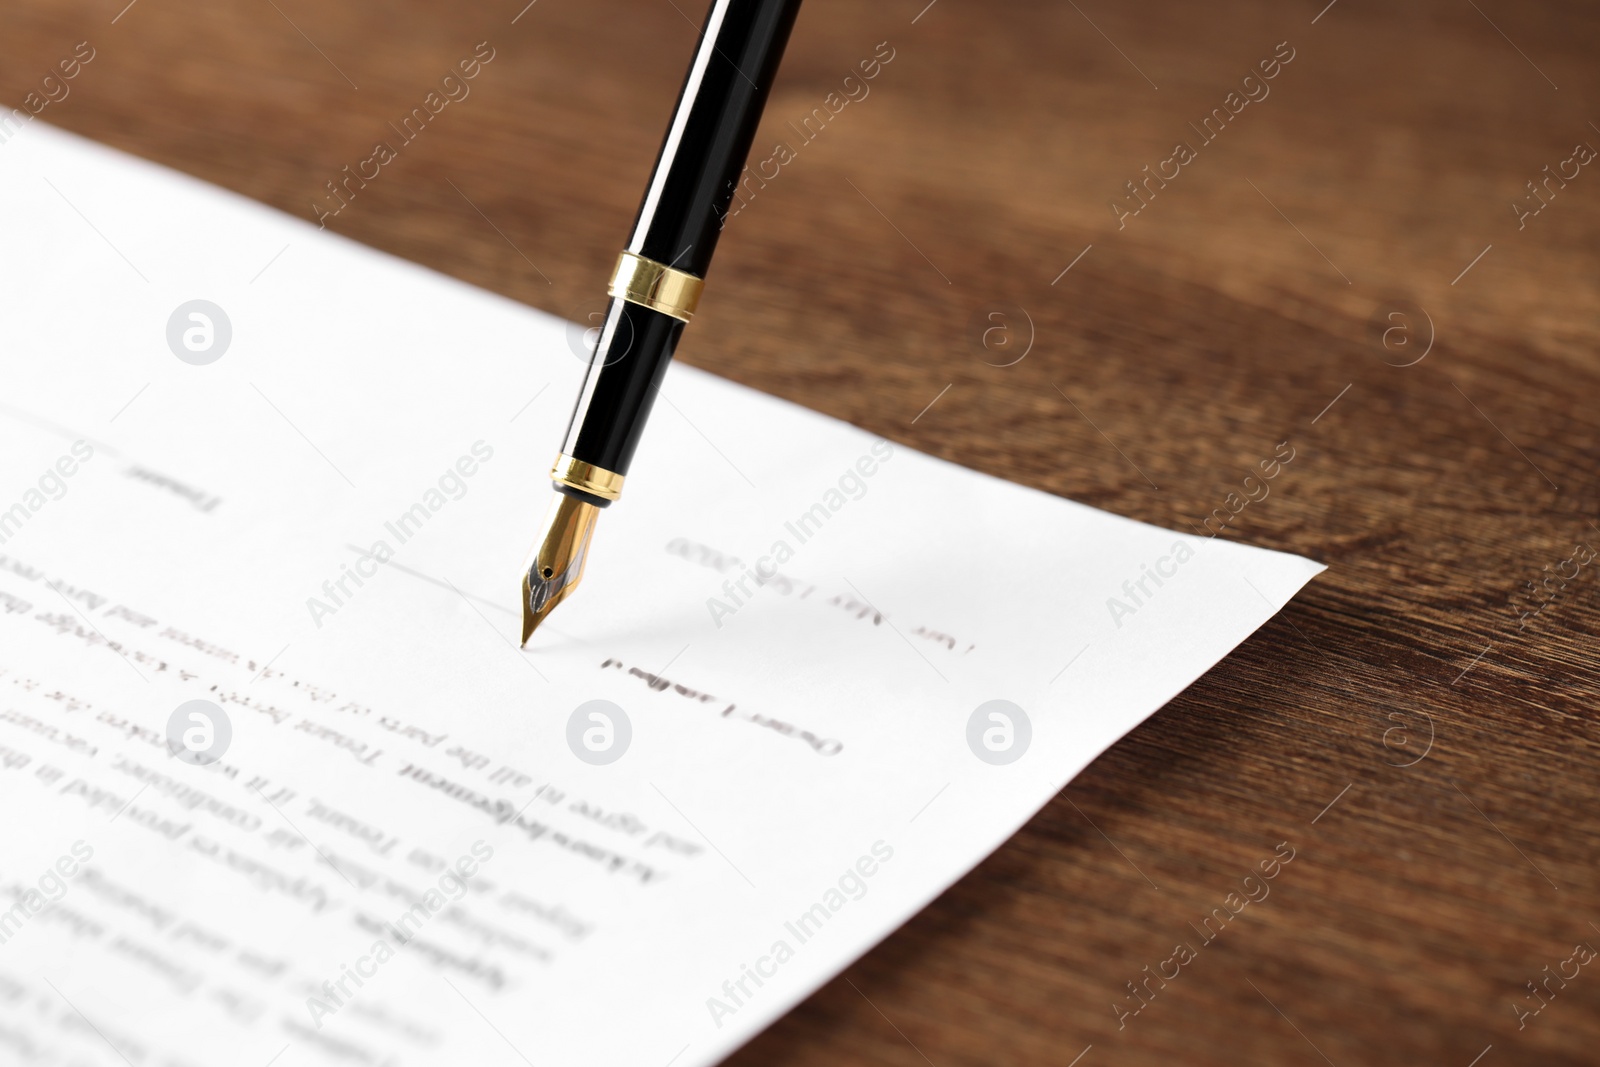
0, 123, 1323, 1067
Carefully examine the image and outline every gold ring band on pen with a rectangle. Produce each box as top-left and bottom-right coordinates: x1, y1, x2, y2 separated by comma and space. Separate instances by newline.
608, 251, 704, 323
551, 454, 625, 502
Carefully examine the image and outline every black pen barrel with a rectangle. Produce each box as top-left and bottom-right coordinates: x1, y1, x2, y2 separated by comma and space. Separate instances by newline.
627, 0, 802, 276
557, 0, 802, 488
559, 298, 685, 480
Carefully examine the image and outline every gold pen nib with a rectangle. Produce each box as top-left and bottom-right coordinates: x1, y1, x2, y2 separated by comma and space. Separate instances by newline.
520, 493, 601, 645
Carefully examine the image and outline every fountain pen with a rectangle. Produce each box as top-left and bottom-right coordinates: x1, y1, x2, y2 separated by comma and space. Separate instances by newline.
521, 0, 803, 644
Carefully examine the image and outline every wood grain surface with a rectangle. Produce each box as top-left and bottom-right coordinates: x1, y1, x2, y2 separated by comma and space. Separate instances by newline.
6, 0, 1598, 1063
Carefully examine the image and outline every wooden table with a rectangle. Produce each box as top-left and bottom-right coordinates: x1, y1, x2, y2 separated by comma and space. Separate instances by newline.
8, 0, 1598, 1063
